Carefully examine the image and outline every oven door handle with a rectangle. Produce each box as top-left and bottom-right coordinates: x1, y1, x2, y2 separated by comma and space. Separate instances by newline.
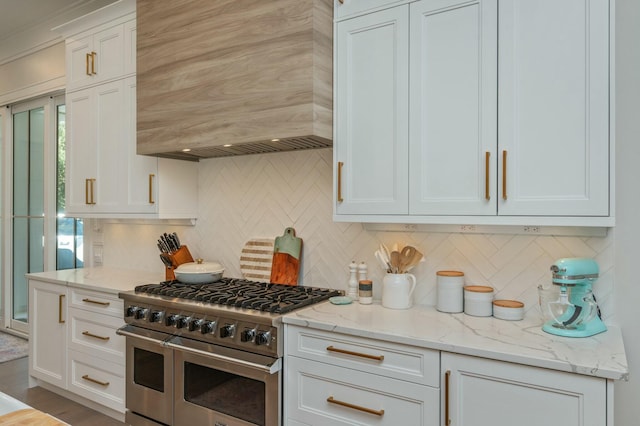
166, 339, 282, 375
116, 324, 171, 346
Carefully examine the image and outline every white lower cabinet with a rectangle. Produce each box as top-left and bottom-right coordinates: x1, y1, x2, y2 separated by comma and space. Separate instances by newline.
286, 356, 438, 425
29, 280, 68, 389
285, 326, 612, 426
441, 353, 608, 426
285, 325, 440, 425
28, 279, 126, 417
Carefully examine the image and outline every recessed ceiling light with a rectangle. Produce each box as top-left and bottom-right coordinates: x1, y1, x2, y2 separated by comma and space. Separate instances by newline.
271, 138, 280, 142
223, 144, 233, 147
182, 148, 191, 152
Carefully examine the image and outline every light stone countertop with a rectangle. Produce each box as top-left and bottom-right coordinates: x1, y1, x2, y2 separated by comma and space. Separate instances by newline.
26, 267, 165, 295
283, 301, 629, 381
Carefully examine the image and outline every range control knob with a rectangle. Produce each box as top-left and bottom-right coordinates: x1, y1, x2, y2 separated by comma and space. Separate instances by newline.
125, 306, 138, 317
188, 318, 203, 332
149, 311, 163, 323
241, 328, 256, 342
165, 314, 178, 327
134, 308, 148, 320
255, 330, 272, 346
201, 321, 216, 334
176, 316, 190, 329
220, 324, 236, 338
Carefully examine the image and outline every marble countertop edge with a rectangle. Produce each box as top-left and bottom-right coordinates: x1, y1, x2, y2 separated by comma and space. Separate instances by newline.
283, 301, 629, 381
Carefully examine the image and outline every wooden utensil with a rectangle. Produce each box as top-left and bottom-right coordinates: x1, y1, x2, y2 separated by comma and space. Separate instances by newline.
390, 251, 401, 274
399, 246, 417, 273
240, 239, 275, 283
405, 248, 424, 272
270, 228, 303, 285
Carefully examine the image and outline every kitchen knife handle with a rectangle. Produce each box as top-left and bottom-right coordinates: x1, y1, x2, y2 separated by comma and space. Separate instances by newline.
90, 51, 97, 75
326, 396, 384, 416
502, 150, 507, 200
485, 151, 490, 200
445, 369, 451, 425
149, 174, 155, 204
337, 161, 344, 203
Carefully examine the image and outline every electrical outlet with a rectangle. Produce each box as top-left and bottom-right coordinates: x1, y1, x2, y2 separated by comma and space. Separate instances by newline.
460, 225, 476, 232
403, 224, 418, 231
524, 226, 541, 233
92, 243, 104, 266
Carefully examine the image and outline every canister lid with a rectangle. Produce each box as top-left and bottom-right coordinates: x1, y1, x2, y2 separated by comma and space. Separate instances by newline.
464, 285, 494, 293
437, 270, 464, 277
359, 280, 372, 284
492, 299, 524, 308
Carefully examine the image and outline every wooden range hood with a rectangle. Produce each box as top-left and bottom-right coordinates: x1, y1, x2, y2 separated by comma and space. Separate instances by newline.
136, 0, 332, 161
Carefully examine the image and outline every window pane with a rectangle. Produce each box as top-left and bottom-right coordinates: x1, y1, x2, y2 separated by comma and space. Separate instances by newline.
29, 108, 45, 216
13, 111, 28, 217
12, 218, 29, 322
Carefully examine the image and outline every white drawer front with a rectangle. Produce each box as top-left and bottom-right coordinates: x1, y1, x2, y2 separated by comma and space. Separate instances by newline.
286, 356, 439, 425
286, 325, 439, 386
69, 287, 123, 317
335, 0, 408, 21
68, 349, 125, 413
69, 307, 125, 364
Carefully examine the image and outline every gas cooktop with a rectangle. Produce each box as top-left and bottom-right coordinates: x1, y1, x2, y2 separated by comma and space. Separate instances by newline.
133, 278, 342, 314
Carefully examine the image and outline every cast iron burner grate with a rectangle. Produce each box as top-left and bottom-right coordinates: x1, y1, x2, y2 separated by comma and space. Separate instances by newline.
134, 278, 342, 314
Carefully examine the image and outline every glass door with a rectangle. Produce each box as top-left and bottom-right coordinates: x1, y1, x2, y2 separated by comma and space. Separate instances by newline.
11, 100, 47, 332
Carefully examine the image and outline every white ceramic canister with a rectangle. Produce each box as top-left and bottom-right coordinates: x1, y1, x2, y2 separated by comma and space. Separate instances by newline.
492, 300, 525, 321
463, 285, 494, 316
382, 274, 417, 309
436, 270, 464, 313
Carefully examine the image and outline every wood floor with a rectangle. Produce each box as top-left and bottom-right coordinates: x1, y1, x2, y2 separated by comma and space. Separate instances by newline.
0, 357, 126, 425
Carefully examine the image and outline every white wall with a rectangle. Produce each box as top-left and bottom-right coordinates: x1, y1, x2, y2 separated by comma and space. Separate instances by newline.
613, 0, 640, 423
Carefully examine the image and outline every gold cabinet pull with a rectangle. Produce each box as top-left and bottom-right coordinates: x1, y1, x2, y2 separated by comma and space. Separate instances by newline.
485, 151, 491, 200
445, 370, 451, 425
85, 53, 91, 76
90, 178, 96, 204
82, 298, 110, 307
337, 162, 344, 203
326, 345, 384, 361
82, 375, 109, 387
85, 179, 96, 205
502, 150, 507, 200
327, 396, 384, 416
90, 51, 97, 75
82, 331, 110, 341
149, 174, 155, 204
58, 294, 65, 324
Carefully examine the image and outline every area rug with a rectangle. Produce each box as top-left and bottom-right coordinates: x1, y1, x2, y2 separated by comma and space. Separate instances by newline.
0, 332, 28, 363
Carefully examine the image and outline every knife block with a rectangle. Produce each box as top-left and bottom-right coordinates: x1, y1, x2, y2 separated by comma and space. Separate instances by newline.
165, 245, 194, 280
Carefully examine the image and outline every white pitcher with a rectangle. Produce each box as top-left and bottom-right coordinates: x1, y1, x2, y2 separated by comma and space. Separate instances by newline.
382, 273, 417, 309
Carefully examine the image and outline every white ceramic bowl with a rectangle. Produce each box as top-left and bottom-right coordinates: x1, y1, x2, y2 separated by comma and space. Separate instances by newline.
492, 299, 525, 321
174, 260, 224, 284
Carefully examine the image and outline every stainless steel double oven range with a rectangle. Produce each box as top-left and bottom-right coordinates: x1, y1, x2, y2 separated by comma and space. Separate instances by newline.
117, 278, 340, 426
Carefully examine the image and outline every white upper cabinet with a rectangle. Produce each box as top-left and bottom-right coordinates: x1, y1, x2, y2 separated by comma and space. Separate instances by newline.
333, 0, 613, 226
409, 0, 497, 216
57, 0, 198, 219
64, 16, 131, 92
497, 0, 610, 217
335, 6, 409, 215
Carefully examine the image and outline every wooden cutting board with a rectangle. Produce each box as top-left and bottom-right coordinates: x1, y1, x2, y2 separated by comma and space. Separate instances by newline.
240, 239, 275, 282
270, 227, 302, 286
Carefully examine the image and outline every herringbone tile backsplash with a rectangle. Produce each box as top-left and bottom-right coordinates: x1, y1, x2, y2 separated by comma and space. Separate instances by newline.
102, 148, 615, 322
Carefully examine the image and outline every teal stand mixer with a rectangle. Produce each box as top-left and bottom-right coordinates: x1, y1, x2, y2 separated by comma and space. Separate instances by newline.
541, 258, 607, 337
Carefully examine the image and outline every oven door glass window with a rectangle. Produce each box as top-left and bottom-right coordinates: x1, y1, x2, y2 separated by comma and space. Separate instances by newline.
134, 347, 165, 392
184, 362, 265, 425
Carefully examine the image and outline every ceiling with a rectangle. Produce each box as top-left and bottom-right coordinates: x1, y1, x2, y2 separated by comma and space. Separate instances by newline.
0, 0, 117, 51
